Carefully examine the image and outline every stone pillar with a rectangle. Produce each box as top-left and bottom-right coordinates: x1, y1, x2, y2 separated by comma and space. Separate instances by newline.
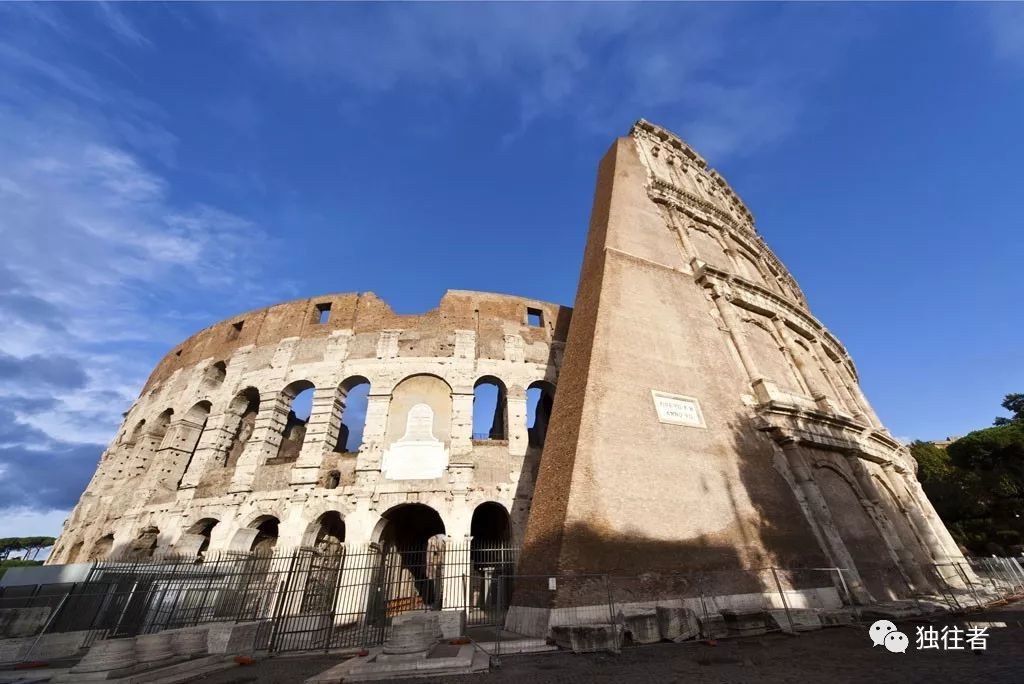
507, 388, 528, 457
291, 386, 343, 486
880, 462, 950, 565
355, 392, 391, 474
842, 453, 928, 591
178, 410, 234, 492
808, 339, 860, 418
779, 441, 872, 604
449, 391, 475, 458
709, 285, 760, 383
229, 395, 290, 494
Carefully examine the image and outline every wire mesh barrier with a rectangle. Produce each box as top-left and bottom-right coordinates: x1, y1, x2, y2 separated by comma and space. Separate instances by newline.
6, 552, 1024, 658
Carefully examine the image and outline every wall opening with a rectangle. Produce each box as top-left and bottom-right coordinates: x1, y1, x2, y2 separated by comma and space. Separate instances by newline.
315, 302, 332, 324
526, 380, 556, 447
469, 502, 514, 610
127, 526, 160, 561
322, 470, 341, 489
473, 376, 507, 441
335, 376, 370, 453
312, 511, 346, 549
88, 534, 114, 562
225, 387, 260, 467
174, 401, 212, 490
227, 320, 244, 340
526, 307, 543, 327
250, 516, 280, 555
203, 361, 227, 387
188, 519, 219, 560
277, 380, 315, 460
372, 504, 446, 612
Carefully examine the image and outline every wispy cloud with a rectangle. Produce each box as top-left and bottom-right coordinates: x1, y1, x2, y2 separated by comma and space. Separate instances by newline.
985, 3, 1024, 65
0, 8, 286, 523
214, 3, 868, 159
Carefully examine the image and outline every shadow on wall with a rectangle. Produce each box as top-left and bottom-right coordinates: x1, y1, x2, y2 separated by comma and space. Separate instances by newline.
513, 412, 910, 609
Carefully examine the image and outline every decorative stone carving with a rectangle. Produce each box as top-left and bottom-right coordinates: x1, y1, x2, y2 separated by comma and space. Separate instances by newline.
380, 404, 448, 480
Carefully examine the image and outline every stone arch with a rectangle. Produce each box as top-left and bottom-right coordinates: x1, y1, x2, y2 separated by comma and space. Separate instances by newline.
335, 375, 371, 453
304, 511, 346, 549
872, 473, 933, 568
170, 400, 212, 490
741, 316, 803, 394
277, 380, 315, 460
811, 459, 902, 601
87, 534, 115, 562
473, 375, 507, 441
224, 387, 260, 467
469, 502, 514, 610
384, 374, 453, 449
125, 526, 161, 561
202, 360, 227, 388
322, 470, 341, 489
526, 380, 556, 448
182, 518, 219, 560
370, 504, 447, 612
65, 540, 84, 564
249, 515, 281, 555
687, 223, 731, 270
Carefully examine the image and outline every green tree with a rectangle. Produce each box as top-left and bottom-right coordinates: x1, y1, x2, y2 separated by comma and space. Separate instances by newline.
993, 392, 1024, 426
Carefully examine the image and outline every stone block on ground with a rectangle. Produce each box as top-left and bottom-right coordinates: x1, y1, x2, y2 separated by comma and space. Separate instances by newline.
697, 614, 729, 639
0, 607, 51, 638
656, 605, 700, 642
819, 608, 856, 627
437, 610, 466, 639
205, 621, 261, 654
719, 609, 768, 637
617, 607, 660, 644
549, 623, 622, 653
767, 609, 822, 633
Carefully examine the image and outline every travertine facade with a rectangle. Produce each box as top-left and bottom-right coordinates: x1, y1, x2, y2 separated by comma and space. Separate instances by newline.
509, 121, 965, 629
53, 121, 963, 627
50, 291, 568, 562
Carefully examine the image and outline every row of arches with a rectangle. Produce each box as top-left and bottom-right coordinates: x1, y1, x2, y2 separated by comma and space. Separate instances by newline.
109, 374, 556, 499
71, 501, 512, 565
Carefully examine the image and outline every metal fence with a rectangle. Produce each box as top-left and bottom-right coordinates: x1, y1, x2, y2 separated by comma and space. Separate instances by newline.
4, 541, 518, 654
6, 551, 1024, 659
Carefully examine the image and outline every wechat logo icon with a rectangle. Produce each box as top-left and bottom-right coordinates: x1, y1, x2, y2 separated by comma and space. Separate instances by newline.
869, 619, 908, 653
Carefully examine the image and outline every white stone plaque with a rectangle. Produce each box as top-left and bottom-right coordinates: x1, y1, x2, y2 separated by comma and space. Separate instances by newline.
381, 403, 449, 480
651, 391, 706, 428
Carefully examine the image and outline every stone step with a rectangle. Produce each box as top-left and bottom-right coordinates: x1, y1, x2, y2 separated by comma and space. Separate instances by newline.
474, 638, 556, 655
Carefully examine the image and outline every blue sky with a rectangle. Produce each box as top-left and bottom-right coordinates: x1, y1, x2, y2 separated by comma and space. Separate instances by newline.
1, 3, 1022, 538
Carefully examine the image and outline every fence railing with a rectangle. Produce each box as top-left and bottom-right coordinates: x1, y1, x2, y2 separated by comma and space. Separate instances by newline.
4, 551, 1023, 659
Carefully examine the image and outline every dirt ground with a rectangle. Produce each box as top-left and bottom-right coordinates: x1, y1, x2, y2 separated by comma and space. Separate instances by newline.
193, 601, 1024, 684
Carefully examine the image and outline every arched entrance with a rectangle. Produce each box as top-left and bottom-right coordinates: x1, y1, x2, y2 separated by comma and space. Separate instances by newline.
470, 503, 514, 616
370, 504, 446, 619
187, 519, 219, 561
250, 516, 280, 555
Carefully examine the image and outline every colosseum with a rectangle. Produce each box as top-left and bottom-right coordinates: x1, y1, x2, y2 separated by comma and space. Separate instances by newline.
50, 120, 965, 636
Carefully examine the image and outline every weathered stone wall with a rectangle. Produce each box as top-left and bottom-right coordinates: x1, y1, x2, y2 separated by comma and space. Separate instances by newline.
514, 120, 963, 616
50, 290, 569, 563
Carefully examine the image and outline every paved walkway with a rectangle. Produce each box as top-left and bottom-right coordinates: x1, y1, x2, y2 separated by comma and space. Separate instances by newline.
193, 601, 1024, 683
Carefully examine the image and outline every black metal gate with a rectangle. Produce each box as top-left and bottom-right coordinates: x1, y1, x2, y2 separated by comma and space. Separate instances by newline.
267, 544, 345, 652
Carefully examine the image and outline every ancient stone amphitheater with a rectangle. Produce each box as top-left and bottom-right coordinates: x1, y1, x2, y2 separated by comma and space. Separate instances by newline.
51, 121, 965, 628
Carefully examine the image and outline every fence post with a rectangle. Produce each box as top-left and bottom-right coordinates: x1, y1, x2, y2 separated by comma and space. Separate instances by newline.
769, 568, 795, 634
604, 574, 619, 654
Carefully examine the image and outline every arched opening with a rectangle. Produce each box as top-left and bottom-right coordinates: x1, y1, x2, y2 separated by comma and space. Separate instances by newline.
526, 381, 556, 447
469, 502, 514, 613
87, 534, 114, 561
203, 361, 227, 387
127, 526, 160, 561
174, 401, 211, 490
225, 387, 260, 467
277, 381, 315, 460
322, 470, 341, 489
66, 540, 84, 563
309, 511, 346, 550
187, 519, 219, 560
473, 376, 507, 441
371, 504, 446, 614
250, 516, 280, 555
335, 376, 370, 453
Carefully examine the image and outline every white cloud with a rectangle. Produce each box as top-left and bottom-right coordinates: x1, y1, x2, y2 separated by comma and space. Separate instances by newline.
214, 3, 866, 160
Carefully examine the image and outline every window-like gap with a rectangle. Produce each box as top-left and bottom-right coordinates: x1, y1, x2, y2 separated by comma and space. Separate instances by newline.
316, 302, 332, 324
336, 380, 370, 453
473, 377, 507, 441
526, 307, 543, 327
228, 320, 244, 341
